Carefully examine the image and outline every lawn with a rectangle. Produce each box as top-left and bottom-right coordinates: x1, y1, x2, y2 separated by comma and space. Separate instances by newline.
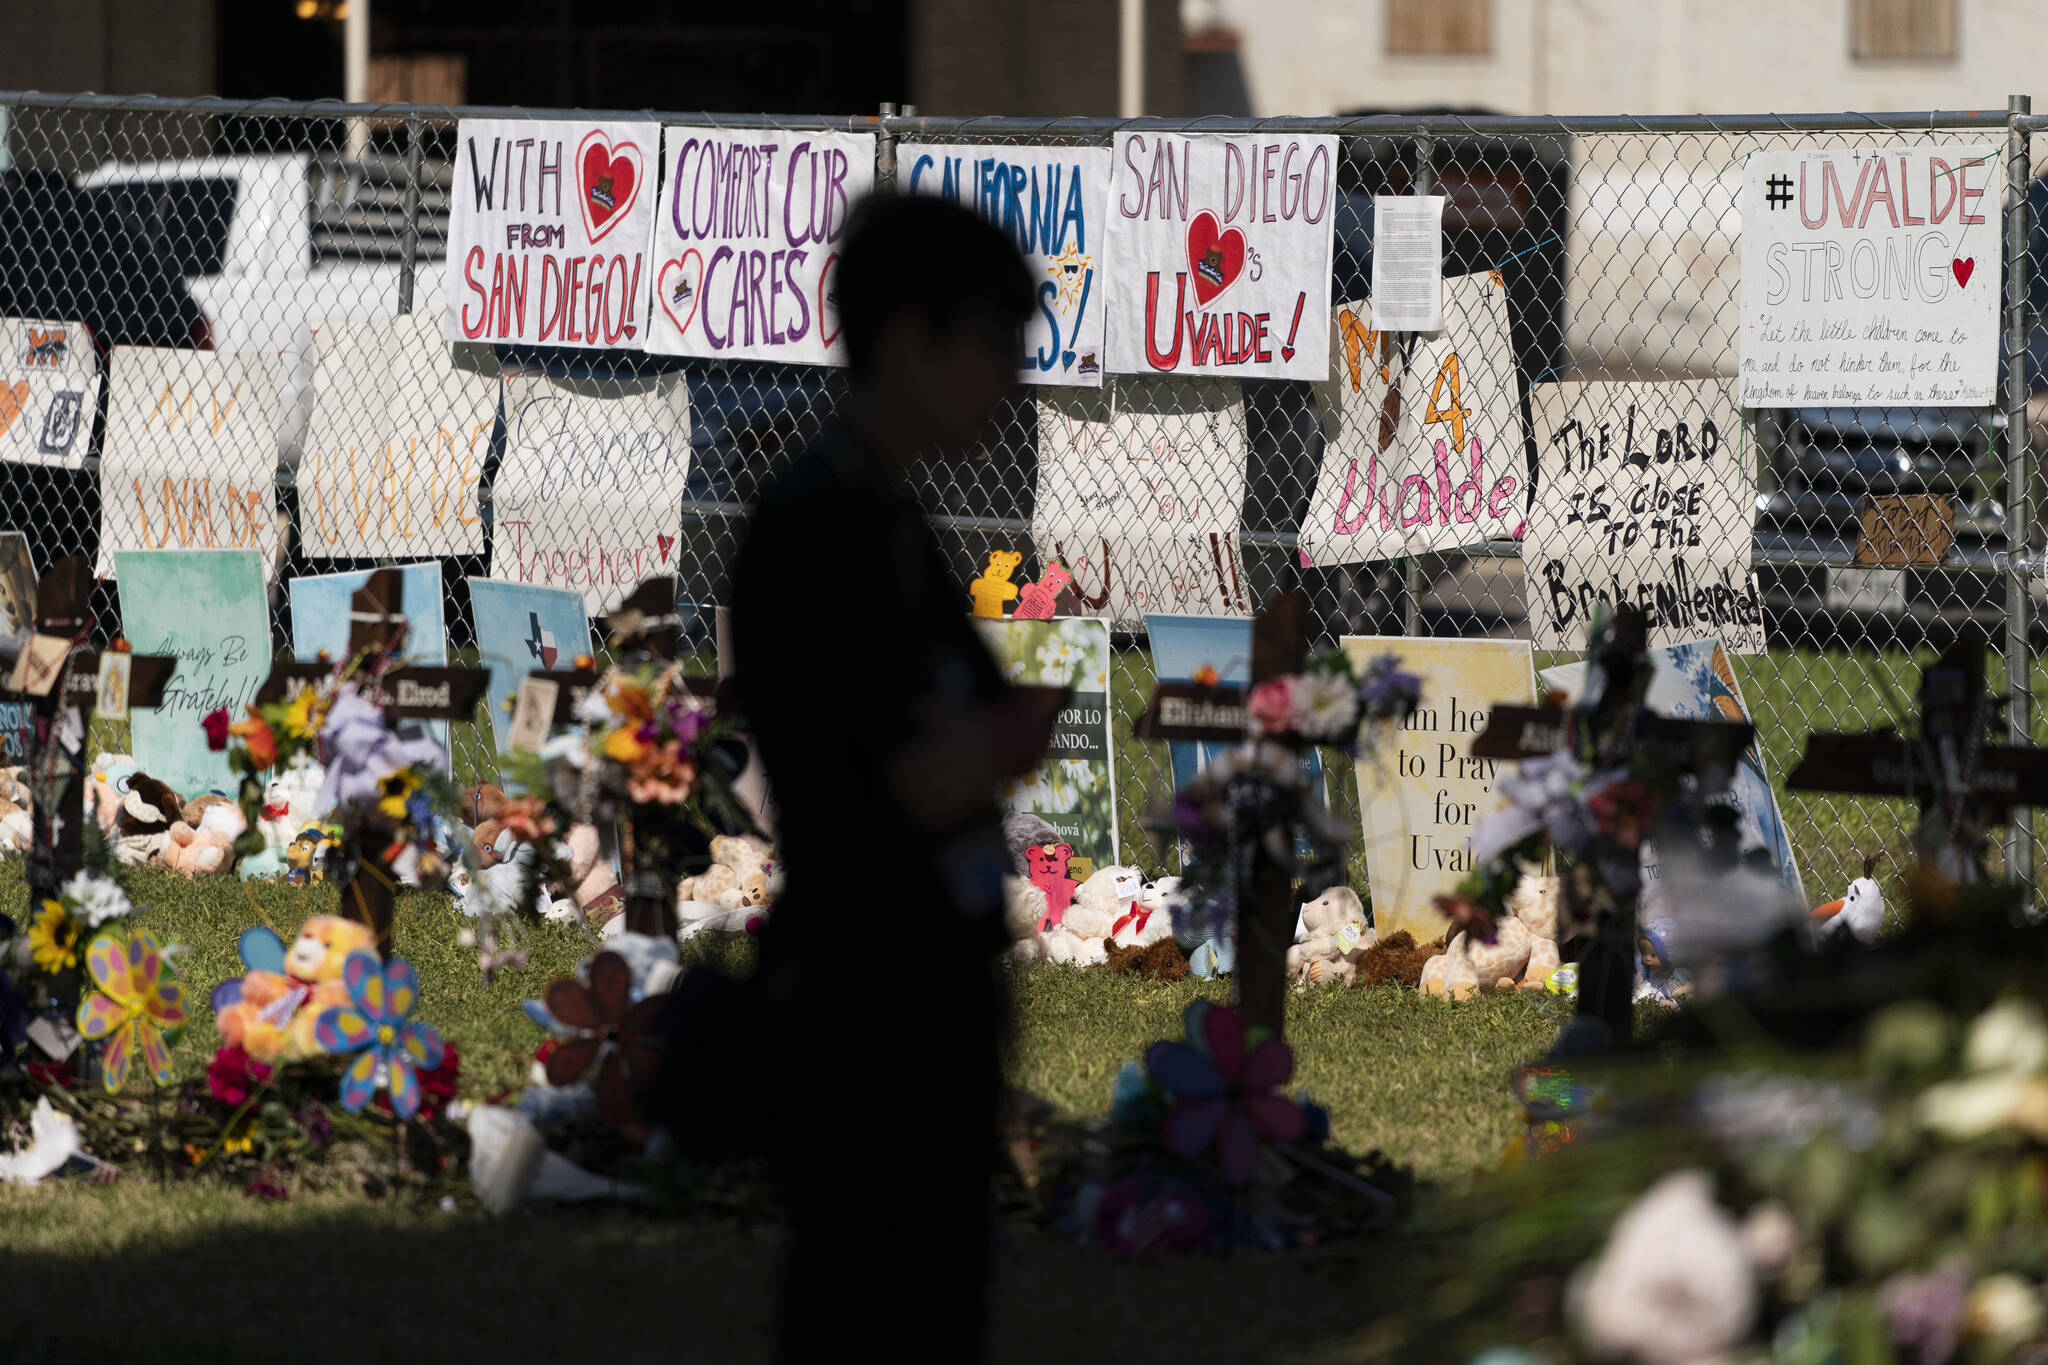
0, 860, 1571, 1364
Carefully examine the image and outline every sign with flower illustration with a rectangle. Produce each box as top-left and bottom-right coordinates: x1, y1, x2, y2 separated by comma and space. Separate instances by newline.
973, 615, 1118, 866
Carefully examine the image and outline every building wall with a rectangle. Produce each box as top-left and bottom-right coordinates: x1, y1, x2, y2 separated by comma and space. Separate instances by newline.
0, 0, 216, 98
912, 0, 1183, 117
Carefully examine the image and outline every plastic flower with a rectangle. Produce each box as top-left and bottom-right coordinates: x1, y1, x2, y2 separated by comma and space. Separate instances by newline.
1584, 774, 1654, 850
1569, 1169, 1757, 1365
375, 769, 420, 820
206, 1044, 274, 1106
1474, 749, 1594, 863
1289, 669, 1360, 742
61, 871, 132, 927
498, 797, 555, 844
27, 899, 82, 973
1145, 1000, 1305, 1184
1357, 654, 1423, 716
603, 726, 649, 764
75, 929, 189, 1093
1245, 677, 1297, 735
228, 712, 278, 769
312, 950, 445, 1119
279, 688, 321, 740
541, 951, 665, 1126
202, 706, 231, 751
1882, 1263, 1968, 1365
317, 688, 445, 813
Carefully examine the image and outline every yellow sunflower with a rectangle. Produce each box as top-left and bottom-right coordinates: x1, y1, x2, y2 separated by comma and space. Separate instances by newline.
27, 898, 82, 974
375, 770, 419, 820
280, 688, 322, 740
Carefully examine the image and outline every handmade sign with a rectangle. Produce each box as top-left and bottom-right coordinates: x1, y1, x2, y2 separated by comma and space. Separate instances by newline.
112, 550, 269, 798
97, 347, 283, 575
1033, 378, 1250, 630
1740, 145, 2001, 407
1524, 379, 1765, 654
1105, 133, 1337, 381
299, 315, 498, 559
1341, 635, 1537, 943
0, 531, 34, 761
907, 143, 1110, 386
973, 616, 1118, 866
467, 578, 594, 753
642, 128, 875, 365
1298, 271, 1524, 566
0, 317, 100, 468
1541, 638, 1804, 904
492, 372, 692, 613
445, 117, 659, 348
1854, 492, 1955, 567
290, 562, 452, 762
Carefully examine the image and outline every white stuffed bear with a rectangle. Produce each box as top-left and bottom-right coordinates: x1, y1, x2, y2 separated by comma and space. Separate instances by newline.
1285, 885, 1377, 986
1109, 874, 1181, 949
1066, 865, 1144, 941
1003, 876, 1050, 963
461, 827, 564, 922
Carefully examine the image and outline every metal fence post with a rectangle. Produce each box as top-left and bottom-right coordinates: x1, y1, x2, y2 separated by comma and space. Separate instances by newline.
877, 102, 898, 190
1403, 128, 1436, 638
2005, 94, 2036, 900
397, 110, 424, 316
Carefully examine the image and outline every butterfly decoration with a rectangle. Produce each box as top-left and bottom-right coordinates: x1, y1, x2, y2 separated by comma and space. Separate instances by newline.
75, 928, 188, 1093
313, 950, 445, 1119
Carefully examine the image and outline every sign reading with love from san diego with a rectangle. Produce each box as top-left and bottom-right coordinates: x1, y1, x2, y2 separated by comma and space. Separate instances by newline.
1105, 133, 1337, 381
445, 118, 658, 349
1740, 145, 2002, 407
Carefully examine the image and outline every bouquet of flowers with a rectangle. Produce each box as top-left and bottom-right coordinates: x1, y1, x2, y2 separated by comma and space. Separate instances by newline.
2, 871, 143, 1082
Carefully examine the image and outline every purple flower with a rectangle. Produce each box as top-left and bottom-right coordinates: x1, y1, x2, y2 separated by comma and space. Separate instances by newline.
1146, 1000, 1306, 1184
317, 687, 447, 813
1357, 655, 1423, 716
1882, 1263, 1967, 1365
293, 1105, 333, 1145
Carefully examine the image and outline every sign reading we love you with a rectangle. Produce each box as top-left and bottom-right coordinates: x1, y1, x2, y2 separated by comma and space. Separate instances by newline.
1104, 133, 1337, 382
642, 129, 876, 366
445, 118, 659, 349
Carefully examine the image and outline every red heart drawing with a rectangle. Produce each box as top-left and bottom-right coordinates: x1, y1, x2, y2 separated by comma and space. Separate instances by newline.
656, 534, 675, 564
1952, 257, 1975, 288
1185, 210, 1247, 307
0, 381, 26, 440
817, 252, 843, 351
656, 250, 704, 340
576, 130, 643, 243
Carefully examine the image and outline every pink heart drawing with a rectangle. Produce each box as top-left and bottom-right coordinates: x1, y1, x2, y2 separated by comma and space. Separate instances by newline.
576, 131, 644, 243
1952, 256, 1975, 288
656, 534, 675, 564
817, 252, 842, 351
657, 250, 704, 340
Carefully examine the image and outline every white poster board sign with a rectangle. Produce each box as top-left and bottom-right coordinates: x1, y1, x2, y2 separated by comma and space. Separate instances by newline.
0, 318, 99, 468
1524, 379, 1766, 654
492, 372, 693, 614
300, 315, 499, 560
1032, 378, 1249, 629
906, 143, 1110, 386
1739, 145, 2002, 407
1104, 133, 1337, 381
641, 129, 875, 366
98, 347, 283, 577
444, 118, 660, 349
1298, 271, 1525, 566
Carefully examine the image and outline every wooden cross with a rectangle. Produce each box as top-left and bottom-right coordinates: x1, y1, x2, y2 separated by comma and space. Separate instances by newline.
1784, 639, 2048, 884
0, 556, 175, 905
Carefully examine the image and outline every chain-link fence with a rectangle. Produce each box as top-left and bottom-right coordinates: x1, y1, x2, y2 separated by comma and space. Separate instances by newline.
0, 91, 2040, 911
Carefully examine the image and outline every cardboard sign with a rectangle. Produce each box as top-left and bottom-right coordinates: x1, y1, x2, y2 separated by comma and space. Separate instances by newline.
1854, 492, 1955, 567
95, 651, 132, 720
114, 550, 270, 797
1341, 635, 1537, 943
906, 143, 1110, 386
1105, 133, 1337, 381
1298, 272, 1525, 566
1524, 379, 1766, 654
972, 616, 1118, 866
290, 562, 452, 762
445, 118, 659, 348
8, 634, 71, 697
509, 676, 558, 753
1740, 145, 2002, 407
299, 315, 498, 559
1541, 638, 1804, 904
642, 128, 876, 365
467, 578, 594, 753
0, 317, 100, 468
492, 372, 693, 613
1033, 378, 1250, 630
97, 347, 283, 576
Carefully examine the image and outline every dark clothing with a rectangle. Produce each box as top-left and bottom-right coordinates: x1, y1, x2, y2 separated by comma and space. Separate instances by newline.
731, 423, 1011, 1364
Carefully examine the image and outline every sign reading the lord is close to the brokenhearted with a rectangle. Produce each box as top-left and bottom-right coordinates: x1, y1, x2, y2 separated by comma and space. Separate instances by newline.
1104, 133, 1337, 382
445, 118, 659, 349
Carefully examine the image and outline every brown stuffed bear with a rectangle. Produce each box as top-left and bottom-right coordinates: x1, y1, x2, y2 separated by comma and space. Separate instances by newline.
113, 773, 183, 866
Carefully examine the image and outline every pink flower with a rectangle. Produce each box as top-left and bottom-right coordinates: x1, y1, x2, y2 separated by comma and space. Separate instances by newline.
1246, 677, 1297, 735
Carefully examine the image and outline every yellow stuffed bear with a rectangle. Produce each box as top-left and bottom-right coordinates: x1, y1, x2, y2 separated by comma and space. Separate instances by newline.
216, 915, 377, 1063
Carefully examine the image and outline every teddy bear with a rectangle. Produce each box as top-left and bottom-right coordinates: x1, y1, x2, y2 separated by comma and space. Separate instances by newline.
244, 757, 326, 880
215, 914, 378, 1062
677, 834, 777, 914
554, 823, 621, 919
1025, 841, 1079, 930
1108, 872, 1179, 949
112, 773, 182, 866
87, 753, 140, 830
1003, 811, 1059, 876
1040, 864, 1142, 964
967, 549, 1023, 619
1417, 871, 1565, 998
0, 766, 30, 853
1012, 561, 1073, 620
1286, 885, 1378, 987
459, 818, 562, 920
158, 794, 246, 877
1002, 876, 1051, 964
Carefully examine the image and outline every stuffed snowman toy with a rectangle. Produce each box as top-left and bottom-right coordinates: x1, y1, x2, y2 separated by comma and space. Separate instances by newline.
1811, 857, 1886, 945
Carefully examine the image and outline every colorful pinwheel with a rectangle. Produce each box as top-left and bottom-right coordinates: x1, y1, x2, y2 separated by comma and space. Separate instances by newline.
313, 950, 445, 1119
75, 929, 188, 1094
1145, 1000, 1306, 1185
541, 951, 664, 1126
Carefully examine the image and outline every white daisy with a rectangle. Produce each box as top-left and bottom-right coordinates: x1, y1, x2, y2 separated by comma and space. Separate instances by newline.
1289, 671, 1360, 743
63, 871, 133, 927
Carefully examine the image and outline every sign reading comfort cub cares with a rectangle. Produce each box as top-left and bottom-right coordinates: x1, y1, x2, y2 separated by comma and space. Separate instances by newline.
491, 373, 693, 614
642, 129, 875, 366
1524, 379, 1765, 653
1739, 145, 2002, 407
445, 118, 659, 348
907, 143, 1110, 386
1105, 133, 1337, 381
